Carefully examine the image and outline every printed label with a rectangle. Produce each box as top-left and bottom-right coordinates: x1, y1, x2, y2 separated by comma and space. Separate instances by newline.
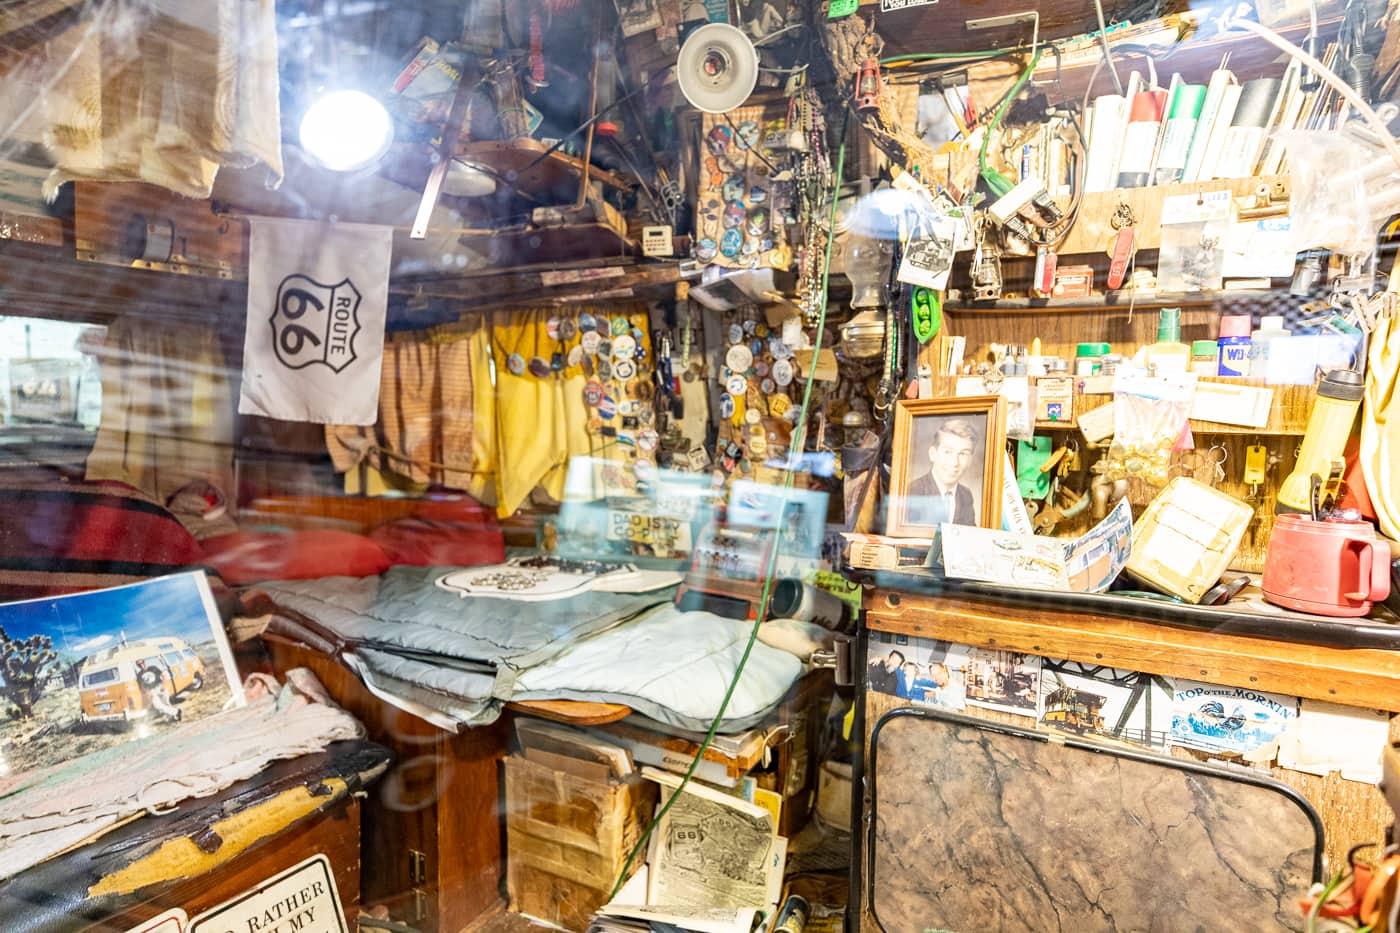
189, 855, 346, 933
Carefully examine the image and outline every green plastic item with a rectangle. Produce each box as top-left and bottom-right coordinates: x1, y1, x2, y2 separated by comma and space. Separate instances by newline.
911, 286, 942, 344
827, 0, 858, 17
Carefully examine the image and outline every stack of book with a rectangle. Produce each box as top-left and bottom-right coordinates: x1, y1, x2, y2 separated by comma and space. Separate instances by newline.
1084, 47, 1351, 192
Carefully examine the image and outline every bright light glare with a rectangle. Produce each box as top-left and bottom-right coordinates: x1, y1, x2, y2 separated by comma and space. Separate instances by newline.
299, 90, 394, 172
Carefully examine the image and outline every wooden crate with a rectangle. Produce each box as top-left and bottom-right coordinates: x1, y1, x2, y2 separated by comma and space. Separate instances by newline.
504, 755, 657, 930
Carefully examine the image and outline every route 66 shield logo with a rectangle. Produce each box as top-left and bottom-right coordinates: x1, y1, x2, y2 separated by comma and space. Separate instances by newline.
270, 274, 362, 372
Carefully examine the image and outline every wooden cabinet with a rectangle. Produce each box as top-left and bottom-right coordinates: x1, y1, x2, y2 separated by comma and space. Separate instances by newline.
266, 641, 509, 933
856, 583, 1400, 931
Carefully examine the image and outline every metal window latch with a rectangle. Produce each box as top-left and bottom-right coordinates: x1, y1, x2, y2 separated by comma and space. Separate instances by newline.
810, 637, 855, 686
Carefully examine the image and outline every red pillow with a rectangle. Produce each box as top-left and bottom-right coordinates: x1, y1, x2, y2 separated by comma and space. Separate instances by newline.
201, 530, 391, 585
367, 517, 505, 568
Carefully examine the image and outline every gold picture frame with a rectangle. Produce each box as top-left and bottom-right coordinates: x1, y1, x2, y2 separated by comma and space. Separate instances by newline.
886, 395, 1007, 537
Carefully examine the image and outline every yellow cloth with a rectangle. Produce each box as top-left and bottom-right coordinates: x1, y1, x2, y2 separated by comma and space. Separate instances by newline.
41, 0, 283, 199
326, 321, 497, 506
491, 310, 568, 516
1362, 309, 1400, 539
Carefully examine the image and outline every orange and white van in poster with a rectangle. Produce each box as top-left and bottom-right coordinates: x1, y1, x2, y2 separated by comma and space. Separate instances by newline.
78, 637, 206, 723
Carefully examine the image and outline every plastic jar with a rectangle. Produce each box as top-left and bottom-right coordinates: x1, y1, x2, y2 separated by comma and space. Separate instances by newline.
1074, 342, 1111, 376
1190, 339, 1219, 375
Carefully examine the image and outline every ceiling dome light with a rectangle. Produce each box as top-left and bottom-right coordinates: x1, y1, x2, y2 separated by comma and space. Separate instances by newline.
299, 89, 394, 172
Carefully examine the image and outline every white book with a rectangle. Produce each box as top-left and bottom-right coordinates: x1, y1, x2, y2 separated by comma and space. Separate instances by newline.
1182, 67, 1236, 183
1259, 59, 1304, 175
1146, 74, 1183, 182
1085, 95, 1129, 192
1199, 84, 1243, 181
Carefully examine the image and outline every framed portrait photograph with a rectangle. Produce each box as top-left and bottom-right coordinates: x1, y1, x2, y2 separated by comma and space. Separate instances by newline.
886, 395, 1007, 537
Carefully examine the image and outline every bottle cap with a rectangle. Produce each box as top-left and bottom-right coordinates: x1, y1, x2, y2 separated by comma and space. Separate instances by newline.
1191, 340, 1218, 355
1076, 342, 1111, 357
1319, 368, 1364, 401
1156, 307, 1181, 343
1218, 314, 1252, 338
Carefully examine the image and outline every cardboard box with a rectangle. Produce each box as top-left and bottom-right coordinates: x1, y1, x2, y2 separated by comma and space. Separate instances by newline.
504, 755, 657, 930
1125, 477, 1252, 603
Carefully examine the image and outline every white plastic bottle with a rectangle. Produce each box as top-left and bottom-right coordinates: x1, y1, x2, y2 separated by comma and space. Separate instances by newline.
1249, 315, 1291, 382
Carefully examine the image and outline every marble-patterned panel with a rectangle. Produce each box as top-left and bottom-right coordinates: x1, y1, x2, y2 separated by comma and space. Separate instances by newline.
869, 711, 1319, 933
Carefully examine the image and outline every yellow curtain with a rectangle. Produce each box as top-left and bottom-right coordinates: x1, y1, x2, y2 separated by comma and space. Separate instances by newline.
85, 316, 235, 503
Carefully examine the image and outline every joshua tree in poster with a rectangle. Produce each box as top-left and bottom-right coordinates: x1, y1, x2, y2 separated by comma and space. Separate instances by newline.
0, 625, 57, 719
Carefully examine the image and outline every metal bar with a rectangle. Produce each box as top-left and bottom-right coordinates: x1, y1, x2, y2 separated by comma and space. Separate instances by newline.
410, 69, 478, 240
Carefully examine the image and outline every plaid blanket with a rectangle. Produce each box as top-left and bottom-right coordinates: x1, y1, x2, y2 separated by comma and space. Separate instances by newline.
0, 481, 206, 601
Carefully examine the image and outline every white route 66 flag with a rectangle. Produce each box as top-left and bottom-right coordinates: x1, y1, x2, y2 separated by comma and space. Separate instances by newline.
238, 218, 392, 424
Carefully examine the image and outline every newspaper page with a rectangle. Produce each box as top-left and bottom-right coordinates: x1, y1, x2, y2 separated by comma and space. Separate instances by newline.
940, 498, 1133, 593
643, 768, 778, 909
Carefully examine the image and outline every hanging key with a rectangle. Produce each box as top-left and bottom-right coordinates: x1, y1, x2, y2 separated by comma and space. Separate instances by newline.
1243, 442, 1267, 500
1106, 202, 1137, 290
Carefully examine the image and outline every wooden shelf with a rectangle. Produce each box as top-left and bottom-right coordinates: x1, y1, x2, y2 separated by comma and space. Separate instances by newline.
864, 586, 1400, 711
946, 288, 1293, 314
935, 374, 1313, 436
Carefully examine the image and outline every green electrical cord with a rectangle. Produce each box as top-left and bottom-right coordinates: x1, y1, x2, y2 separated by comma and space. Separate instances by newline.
977, 47, 1044, 198
605, 140, 848, 901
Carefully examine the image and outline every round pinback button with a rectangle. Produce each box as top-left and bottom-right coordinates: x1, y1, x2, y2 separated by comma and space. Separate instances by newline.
559, 318, 578, 341
545, 317, 561, 340
772, 358, 795, 387
768, 394, 790, 416
745, 408, 761, 425
597, 359, 612, 380
727, 323, 744, 345
578, 312, 597, 332
598, 396, 617, 419
583, 381, 604, 406
581, 331, 602, 355
507, 353, 526, 376
613, 334, 636, 359
610, 316, 630, 336
755, 360, 770, 377
761, 377, 776, 394
613, 359, 637, 381
567, 345, 584, 367
527, 356, 551, 378
725, 344, 754, 373
726, 374, 748, 395
719, 393, 735, 419
637, 429, 659, 453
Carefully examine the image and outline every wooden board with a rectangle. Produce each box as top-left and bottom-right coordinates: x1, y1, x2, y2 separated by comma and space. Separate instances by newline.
73, 181, 248, 280
508, 699, 633, 725
454, 140, 629, 202
865, 588, 1400, 711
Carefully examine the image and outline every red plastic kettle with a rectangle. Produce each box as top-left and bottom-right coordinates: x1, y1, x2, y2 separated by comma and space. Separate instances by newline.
1262, 515, 1392, 616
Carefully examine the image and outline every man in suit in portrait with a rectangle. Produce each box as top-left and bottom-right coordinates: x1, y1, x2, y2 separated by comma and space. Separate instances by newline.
904, 418, 978, 527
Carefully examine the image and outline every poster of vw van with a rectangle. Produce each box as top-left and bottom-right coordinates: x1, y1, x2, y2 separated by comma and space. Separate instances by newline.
0, 571, 244, 775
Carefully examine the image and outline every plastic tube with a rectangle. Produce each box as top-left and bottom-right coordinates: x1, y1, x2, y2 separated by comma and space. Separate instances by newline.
1221, 11, 1400, 175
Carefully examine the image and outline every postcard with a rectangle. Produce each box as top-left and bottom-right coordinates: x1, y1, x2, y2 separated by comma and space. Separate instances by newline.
0, 571, 244, 776
1037, 659, 1173, 749
1169, 680, 1298, 757
866, 631, 968, 711
963, 646, 1042, 718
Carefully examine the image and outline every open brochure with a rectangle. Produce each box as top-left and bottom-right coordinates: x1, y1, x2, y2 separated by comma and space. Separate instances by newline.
641, 767, 784, 911
938, 498, 1133, 593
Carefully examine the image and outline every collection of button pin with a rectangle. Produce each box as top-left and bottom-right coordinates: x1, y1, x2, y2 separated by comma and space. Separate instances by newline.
694, 116, 794, 270
715, 309, 802, 474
